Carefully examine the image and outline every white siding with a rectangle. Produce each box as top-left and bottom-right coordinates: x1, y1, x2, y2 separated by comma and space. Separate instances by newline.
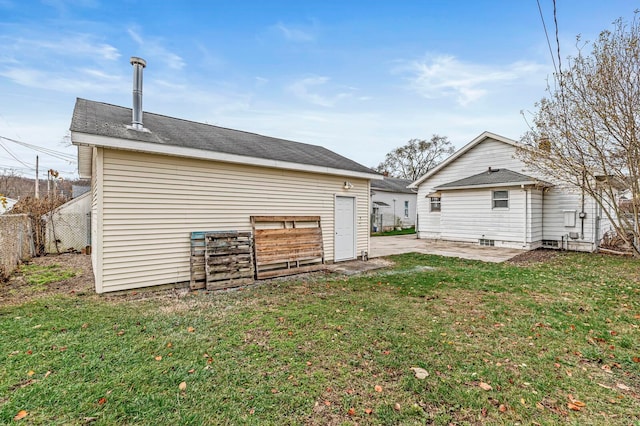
371, 191, 417, 228
541, 185, 596, 250
439, 187, 528, 247
529, 189, 543, 245
415, 136, 600, 251
95, 149, 369, 293
417, 138, 525, 237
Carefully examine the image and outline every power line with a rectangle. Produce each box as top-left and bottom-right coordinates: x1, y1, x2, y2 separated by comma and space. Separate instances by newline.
0, 139, 33, 169
0, 135, 76, 163
536, 0, 558, 76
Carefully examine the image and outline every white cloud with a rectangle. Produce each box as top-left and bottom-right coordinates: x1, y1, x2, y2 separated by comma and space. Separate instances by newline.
401, 55, 545, 106
287, 76, 354, 107
273, 22, 315, 42
127, 28, 185, 70
0, 32, 120, 62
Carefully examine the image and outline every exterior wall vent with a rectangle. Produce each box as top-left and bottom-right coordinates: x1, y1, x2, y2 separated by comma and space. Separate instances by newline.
479, 238, 495, 246
541, 239, 559, 248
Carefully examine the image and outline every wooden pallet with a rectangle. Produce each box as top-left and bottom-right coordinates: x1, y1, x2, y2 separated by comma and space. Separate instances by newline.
251, 216, 325, 279
204, 231, 254, 290
190, 231, 255, 290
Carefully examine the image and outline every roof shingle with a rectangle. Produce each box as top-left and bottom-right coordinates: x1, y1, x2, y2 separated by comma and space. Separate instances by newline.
71, 98, 377, 175
435, 168, 551, 189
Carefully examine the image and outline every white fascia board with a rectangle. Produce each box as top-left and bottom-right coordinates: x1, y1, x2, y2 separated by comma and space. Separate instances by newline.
72, 132, 382, 180
434, 181, 539, 191
408, 131, 519, 188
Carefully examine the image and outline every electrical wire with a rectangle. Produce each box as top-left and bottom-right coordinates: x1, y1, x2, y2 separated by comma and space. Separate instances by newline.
0, 135, 76, 162
536, 0, 558, 76
0, 139, 33, 169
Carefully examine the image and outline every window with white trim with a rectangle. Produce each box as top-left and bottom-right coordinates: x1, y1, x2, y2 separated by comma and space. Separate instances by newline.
430, 197, 441, 212
492, 190, 509, 208
404, 200, 409, 218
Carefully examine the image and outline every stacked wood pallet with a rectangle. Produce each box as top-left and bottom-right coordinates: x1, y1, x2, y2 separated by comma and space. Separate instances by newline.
251, 216, 325, 279
190, 231, 255, 290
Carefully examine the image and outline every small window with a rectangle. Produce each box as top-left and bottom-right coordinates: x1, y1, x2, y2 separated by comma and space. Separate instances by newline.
430, 197, 441, 212
404, 200, 409, 218
492, 190, 509, 209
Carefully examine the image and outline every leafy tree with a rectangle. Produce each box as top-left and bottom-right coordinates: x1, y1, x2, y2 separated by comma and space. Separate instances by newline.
375, 135, 454, 181
518, 15, 640, 255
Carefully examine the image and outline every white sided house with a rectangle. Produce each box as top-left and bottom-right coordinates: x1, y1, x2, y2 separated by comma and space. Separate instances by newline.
371, 177, 416, 231
71, 59, 380, 293
410, 132, 613, 251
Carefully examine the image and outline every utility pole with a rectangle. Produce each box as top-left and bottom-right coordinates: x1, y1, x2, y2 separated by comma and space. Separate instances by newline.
35, 155, 39, 198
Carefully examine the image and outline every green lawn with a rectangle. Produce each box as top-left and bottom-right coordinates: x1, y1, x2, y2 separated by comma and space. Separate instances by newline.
371, 227, 416, 236
1, 252, 639, 425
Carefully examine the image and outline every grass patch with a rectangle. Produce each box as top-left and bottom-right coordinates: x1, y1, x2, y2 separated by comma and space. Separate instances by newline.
18, 263, 77, 290
0, 252, 638, 424
372, 227, 416, 236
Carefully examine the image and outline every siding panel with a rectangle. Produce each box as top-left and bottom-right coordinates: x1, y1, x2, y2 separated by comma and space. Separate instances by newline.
98, 149, 369, 292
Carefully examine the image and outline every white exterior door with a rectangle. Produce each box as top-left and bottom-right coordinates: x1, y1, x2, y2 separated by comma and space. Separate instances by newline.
335, 196, 356, 261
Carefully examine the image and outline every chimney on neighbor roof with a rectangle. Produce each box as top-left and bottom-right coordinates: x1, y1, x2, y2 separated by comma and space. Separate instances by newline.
130, 56, 147, 131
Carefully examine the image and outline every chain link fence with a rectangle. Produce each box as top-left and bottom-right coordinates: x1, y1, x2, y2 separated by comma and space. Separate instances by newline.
0, 214, 35, 279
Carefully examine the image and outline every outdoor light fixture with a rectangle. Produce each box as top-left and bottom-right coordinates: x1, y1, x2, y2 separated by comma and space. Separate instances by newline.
343, 181, 354, 190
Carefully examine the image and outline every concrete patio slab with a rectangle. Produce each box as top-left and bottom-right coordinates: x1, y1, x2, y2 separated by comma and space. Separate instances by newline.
370, 234, 525, 263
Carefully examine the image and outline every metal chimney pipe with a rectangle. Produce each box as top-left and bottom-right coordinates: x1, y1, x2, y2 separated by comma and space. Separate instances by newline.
130, 57, 146, 130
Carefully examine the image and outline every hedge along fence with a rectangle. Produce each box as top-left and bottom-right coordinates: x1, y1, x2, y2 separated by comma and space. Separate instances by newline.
0, 214, 35, 280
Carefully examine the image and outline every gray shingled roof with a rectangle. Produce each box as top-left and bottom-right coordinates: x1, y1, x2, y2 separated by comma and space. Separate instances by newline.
435, 168, 550, 189
371, 177, 415, 193
71, 98, 377, 175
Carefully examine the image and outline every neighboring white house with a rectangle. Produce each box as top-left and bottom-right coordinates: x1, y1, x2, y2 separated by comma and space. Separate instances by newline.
0, 197, 18, 214
71, 93, 380, 293
371, 177, 416, 231
410, 131, 614, 251
44, 191, 91, 254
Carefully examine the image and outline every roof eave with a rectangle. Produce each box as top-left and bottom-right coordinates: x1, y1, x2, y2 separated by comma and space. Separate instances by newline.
434, 180, 549, 191
72, 132, 382, 180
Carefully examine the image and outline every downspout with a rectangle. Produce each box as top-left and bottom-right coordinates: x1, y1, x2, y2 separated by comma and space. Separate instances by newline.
522, 185, 527, 248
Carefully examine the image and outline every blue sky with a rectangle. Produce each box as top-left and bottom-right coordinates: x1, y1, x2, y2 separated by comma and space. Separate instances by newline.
0, 0, 636, 180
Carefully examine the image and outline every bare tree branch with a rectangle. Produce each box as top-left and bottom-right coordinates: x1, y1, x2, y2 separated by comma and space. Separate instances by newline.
374, 135, 454, 181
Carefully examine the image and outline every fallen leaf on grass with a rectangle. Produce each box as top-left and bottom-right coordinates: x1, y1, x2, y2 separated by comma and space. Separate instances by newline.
410, 367, 428, 379
154, 356, 162, 361
632, 357, 640, 363
179, 382, 187, 391
117, 331, 124, 336
374, 385, 383, 393
166, 342, 173, 348
481, 407, 487, 417
597, 383, 612, 389
270, 388, 278, 394
324, 400, 331, 406
479, 382, 492, 391
188, 369, 195, 374
616, 383, 630, 391
98, 397, 107, 405
347, 407, 356, 416
499, 404, 507, 412
27, 370, 35, 377
364, 408, 372, 414
394, 403, 401, 411
187, 327, 195, 333
567, 402, 583, 411
14, 410, 28, 421
44, 371, 51, 378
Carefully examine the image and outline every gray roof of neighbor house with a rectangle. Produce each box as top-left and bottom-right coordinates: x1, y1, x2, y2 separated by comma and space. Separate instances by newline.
371, 176, 415, 193
435, 168, 552, 190
71, 98, 378, 176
